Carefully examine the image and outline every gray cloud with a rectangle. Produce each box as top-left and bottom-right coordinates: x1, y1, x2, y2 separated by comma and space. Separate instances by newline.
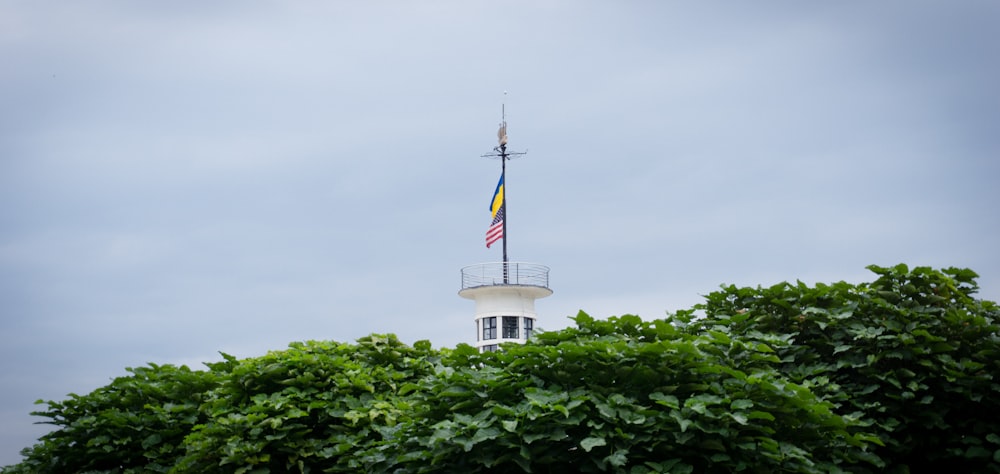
2, 1, 999, 465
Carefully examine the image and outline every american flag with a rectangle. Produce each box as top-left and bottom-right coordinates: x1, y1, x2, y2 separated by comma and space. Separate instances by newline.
486, 205, 504, 248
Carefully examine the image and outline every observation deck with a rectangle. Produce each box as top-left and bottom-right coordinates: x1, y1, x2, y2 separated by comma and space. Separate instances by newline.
460, 262, 551, 291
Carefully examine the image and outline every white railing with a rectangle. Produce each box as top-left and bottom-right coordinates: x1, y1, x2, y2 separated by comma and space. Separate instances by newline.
461, 262, 550, 289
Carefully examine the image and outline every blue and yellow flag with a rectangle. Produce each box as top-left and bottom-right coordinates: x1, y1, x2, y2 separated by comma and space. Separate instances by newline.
489, 175, 504, 218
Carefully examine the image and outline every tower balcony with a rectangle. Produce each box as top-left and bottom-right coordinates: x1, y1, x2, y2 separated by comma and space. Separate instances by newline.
460, 262, 550, 290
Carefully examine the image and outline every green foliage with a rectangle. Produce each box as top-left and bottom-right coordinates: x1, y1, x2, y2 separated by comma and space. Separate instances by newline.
692, 264, 1000, 473
375, 313, 877, 473
6, 363, 219, 473
172, 335, 438, 473
3, 265, 997, 473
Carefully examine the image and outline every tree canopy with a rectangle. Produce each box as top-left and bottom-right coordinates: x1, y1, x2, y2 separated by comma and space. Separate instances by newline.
3, 264, 998, 473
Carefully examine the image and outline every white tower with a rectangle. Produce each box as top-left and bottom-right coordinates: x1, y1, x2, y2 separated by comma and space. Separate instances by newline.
460, 262, 551, 352
461, 103, 551, 352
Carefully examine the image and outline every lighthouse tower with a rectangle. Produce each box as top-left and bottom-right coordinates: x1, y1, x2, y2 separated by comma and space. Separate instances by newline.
460, 262, 551, 352
460, 106, 551, 352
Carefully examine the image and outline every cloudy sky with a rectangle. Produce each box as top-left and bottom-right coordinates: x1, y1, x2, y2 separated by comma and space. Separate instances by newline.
2, 1, 998, 464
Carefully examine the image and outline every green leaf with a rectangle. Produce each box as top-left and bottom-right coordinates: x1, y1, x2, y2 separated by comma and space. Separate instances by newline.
440, 385, 472, 398
605, 449, 628, 467
833, 345, 852, 354
594, 400, 616, 419
747, 411, 775, 421
141, 433, 162, 450
670, 410, 693, 432
522, 432, 550, 444
649, 392, 679, 410
730, 399, 754, 410
728, 412, 748, 425
470, 427, 500, 446
580, 436, 607, 452
755, 343, 775, 353
966, 446, 992, 458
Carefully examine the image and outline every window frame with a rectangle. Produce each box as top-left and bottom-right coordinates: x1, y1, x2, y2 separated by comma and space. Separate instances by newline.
502, 316, 519, 339
482, 316, 497, 340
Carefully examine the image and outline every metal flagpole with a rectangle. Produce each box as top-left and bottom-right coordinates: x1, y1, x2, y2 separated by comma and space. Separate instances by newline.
482, 96, 525, 284
500, 105, 509, 283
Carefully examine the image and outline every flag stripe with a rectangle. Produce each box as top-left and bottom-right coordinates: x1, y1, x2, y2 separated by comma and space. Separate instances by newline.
486, 205, 504, 248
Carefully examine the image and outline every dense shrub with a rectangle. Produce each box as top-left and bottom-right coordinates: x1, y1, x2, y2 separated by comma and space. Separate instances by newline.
691, 264, 1000, 473
376, 313, 879, 473
3, 265, 996, 473
7, 363, 219, 473
173, 335, 438, 473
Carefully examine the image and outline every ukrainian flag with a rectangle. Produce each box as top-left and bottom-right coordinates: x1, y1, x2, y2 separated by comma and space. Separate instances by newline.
489, 175, 504, 218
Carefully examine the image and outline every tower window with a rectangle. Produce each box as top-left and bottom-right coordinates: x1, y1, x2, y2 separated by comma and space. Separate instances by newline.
481, 344, 498, 352
524, 317, 534, 339
502, 316, 519, 339
482, 317, 497, 340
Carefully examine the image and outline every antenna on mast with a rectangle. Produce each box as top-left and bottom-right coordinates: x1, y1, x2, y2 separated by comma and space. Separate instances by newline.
481, 92, 527, 283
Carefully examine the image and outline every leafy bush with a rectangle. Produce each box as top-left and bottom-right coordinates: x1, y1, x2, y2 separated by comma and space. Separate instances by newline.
6, 363, 219, 473
692, 264, 1000, 473
3, 265, 997, 473
376, 313, 879, 473
173, 335, 438, 473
